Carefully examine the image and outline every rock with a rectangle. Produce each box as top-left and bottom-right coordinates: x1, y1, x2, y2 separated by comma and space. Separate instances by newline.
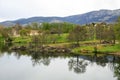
19, 46, 26, 50
11, 45, 71, 54
11, 46, 26, 51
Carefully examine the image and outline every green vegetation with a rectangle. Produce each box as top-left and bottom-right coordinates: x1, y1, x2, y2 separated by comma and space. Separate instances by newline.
11, 33, 68, 43
12, 36, 31, 43
49, 33, 68, 43
100, 44, 120, 53
0, 36, 4, 42
73, 44, 120, 54
0, 17, 120, 55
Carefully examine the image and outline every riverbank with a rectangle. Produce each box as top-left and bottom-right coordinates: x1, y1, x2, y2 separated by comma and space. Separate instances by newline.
1, 35, 120, 56
72, 44, 120, 55
6, 41, 120, 56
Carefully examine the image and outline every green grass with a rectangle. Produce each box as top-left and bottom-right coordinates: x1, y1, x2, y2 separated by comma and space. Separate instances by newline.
73, 44, 120, 54
11, 33, 68, 43
55, 33, 68, 42
72, 45, 94, 53
0, 36, 4, 42
12, 36, 31, 43
100, 44, 120, 53
41, 33, 69, 43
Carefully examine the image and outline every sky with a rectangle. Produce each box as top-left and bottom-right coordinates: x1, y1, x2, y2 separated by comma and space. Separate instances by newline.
0, 0, 120, 22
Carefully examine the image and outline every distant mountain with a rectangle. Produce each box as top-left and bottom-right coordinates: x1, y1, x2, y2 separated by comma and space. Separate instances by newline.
65, 9, 120, 24
1, 9, 120, 26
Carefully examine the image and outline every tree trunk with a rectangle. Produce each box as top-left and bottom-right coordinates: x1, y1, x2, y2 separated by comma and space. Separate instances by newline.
113, 35, 116, 44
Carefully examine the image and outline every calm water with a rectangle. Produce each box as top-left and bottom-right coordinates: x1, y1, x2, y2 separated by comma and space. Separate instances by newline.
0, 43, 120, 80
0, 52, 119, 80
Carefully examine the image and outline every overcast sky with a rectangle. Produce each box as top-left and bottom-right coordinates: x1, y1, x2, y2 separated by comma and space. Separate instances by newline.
0, 0, 120, 22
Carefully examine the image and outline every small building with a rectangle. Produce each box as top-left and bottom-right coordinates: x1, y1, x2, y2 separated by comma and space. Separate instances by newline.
28, 30, 40, 36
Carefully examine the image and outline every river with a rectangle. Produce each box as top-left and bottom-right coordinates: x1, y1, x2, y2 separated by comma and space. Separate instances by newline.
0, 51, 119, 80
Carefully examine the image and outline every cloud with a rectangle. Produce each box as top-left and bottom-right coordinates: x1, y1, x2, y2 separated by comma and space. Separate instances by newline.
0, 0, 120, 21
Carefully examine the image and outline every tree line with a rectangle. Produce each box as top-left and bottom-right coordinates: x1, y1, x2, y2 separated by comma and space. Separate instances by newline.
0, 17, 120, 45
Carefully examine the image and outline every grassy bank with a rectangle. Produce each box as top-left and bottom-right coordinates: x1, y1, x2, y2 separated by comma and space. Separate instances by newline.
73, 44, 120, 54
2, 33, 120, 55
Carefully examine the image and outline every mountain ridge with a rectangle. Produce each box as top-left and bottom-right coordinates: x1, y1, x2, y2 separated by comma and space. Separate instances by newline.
1, 9, 120, 26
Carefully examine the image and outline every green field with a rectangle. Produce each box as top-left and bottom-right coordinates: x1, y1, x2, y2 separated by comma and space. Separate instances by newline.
12, 33, 68, 43
73, 44, 120, 54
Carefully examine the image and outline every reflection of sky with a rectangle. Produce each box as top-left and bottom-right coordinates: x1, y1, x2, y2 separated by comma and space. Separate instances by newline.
0, 53, 117, 80
85, 63, 115, 80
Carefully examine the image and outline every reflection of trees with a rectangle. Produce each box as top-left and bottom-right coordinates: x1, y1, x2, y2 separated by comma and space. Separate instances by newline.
95, 57, 107, 67
31, 52, 51, 66
114, 63, 120, 80
111, 57, 120, 80
0, 43, 13, 57
0, 43, 12, 53
105, 56, 120, 80
92, 53, 107, 67
68, 56, 88, 74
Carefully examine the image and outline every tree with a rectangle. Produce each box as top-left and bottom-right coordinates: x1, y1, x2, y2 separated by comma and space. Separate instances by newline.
95, 23, 105, 43
114, 17, 120, 43
103, 25, 115, 44
31, 22, 42, 29
68, 25, 87, 45
14, 23, 22, 31
19, 29, 30, 37
42, 22, 51, 30
85, 24, 94, 40
31, 30, 49, 46
95, 22, 115, 44
11, 23, 22, 36
0, 25, 9, 39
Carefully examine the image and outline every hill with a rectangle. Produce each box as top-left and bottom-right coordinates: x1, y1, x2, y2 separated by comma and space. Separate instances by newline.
0, 9, 120, 26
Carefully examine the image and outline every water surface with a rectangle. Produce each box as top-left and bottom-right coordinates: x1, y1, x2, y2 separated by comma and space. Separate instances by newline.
0, 51, 119, 80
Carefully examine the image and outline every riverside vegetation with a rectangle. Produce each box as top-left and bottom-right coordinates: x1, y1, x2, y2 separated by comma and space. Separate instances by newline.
1, 17, 120, 55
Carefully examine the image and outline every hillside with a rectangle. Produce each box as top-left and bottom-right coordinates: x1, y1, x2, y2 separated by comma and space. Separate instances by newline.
0, 9, 120, 26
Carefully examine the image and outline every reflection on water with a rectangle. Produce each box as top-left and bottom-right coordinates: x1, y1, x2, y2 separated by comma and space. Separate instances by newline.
68, 57, 88, 74
0, 43, 120, 80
